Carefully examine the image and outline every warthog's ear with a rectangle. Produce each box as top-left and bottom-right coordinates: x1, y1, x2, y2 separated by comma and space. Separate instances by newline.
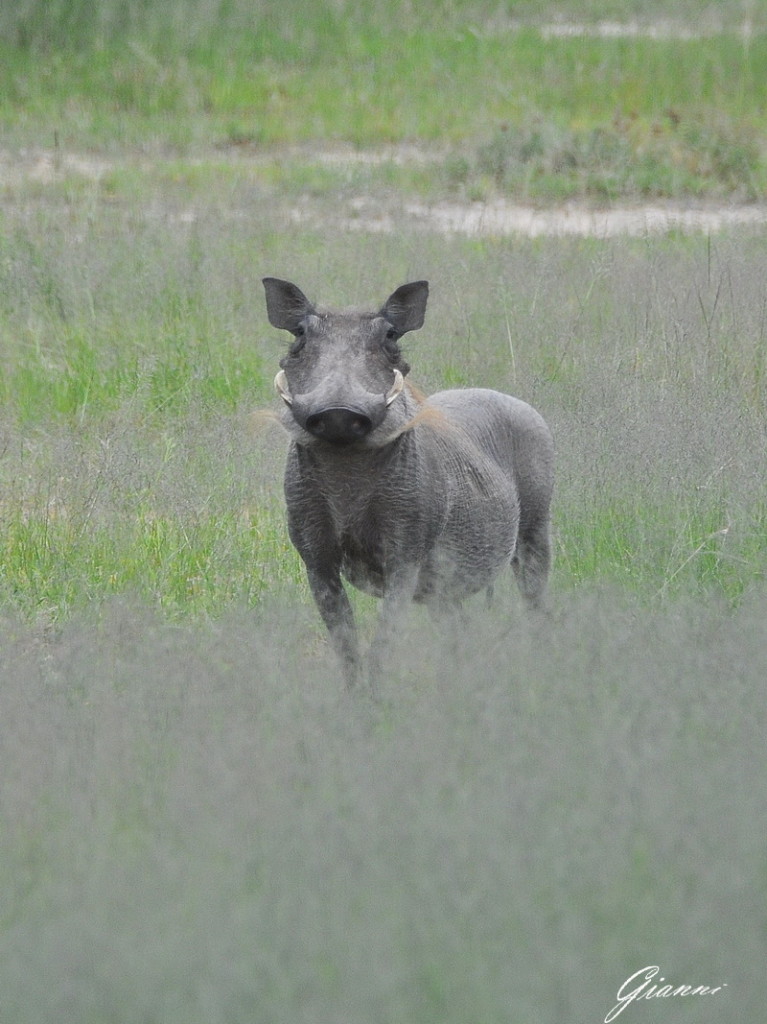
380, 281, 429, 335
262, 278, 315, 334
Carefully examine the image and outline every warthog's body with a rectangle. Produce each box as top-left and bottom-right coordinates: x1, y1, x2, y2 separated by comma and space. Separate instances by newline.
264, 277, 554, 688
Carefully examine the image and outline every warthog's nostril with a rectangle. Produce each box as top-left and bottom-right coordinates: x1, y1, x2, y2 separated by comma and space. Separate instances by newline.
305, 408, 374, 444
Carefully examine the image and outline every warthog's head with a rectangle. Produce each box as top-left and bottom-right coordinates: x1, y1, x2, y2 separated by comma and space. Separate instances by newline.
264, 277, 428, 447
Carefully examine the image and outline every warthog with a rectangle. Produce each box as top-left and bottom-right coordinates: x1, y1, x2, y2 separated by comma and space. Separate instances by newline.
264, 277, 554, 689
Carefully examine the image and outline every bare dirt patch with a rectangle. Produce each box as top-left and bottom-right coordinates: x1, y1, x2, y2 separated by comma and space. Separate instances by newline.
539, 18, 758, 40
0, 148, 113, 187
292, 194, 767, 239
5, 146, 767, 239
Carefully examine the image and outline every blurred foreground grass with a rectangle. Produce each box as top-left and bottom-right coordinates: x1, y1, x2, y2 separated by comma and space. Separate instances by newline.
1, 592, 764, 1022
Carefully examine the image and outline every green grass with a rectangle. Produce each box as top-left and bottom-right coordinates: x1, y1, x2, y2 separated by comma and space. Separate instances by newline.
0, 504, 299, 619
1, 0, 766, 200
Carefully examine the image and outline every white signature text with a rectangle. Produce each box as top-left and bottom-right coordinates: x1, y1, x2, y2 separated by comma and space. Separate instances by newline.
605, 965, 727, 1022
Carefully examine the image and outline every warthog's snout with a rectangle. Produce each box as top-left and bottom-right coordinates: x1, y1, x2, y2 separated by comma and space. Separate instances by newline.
274, 366, 405, 447
305, 406, 374, 444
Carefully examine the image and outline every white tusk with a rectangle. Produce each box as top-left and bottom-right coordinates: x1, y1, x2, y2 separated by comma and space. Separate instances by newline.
274, 369, 293, 406
385, 369, 404, 407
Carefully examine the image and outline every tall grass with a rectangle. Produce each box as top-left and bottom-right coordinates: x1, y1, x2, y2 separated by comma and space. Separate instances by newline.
1, 190, 765, 618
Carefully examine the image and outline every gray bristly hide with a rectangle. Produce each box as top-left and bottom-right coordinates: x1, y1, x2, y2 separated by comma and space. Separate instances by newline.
263, 276, 554, 693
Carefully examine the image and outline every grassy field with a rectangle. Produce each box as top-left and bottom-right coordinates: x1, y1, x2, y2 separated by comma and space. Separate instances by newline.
1, 204, 764, 613
1, 2, 766, 1021
2, 0, 767, 200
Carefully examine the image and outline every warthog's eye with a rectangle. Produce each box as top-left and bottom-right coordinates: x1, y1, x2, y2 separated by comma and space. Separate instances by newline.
381, 326, 402, 361
288, 327, 306, 356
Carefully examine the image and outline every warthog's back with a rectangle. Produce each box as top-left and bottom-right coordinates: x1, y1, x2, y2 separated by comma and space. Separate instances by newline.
428, 388, 555, 536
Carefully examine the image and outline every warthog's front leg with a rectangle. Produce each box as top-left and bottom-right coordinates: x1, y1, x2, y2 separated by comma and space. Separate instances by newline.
306, 567, 361, 688
367, 563, 421, 696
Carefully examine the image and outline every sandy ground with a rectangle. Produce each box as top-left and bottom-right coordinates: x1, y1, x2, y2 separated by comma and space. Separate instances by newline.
311, 194, 767, 238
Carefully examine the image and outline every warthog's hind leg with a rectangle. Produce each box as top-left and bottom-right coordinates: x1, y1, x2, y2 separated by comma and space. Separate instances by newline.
512, 520, 551, 609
